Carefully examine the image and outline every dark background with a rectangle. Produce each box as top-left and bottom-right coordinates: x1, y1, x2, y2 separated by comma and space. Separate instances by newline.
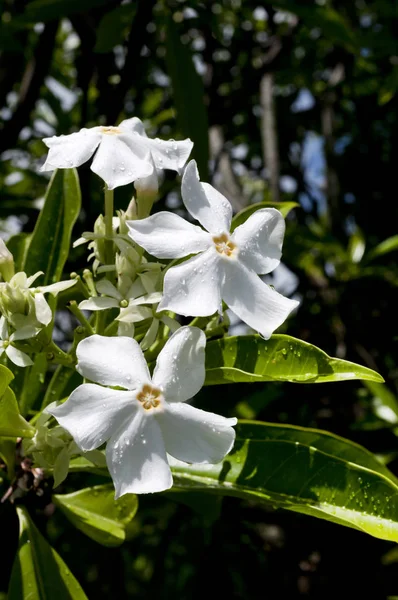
1, 0, 398, 597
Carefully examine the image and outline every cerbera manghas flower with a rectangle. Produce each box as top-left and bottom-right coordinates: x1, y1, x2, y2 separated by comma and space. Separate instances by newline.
48, 327, 237, 497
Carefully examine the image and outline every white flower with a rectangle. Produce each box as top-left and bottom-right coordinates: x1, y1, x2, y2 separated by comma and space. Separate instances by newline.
127, 160, 299, 339
0, 316, 34, 367
48, 327, 237, 497
41, 117, 193, 190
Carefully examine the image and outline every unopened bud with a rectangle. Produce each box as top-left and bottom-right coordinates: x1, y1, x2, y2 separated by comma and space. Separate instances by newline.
0, 238, 15, 281
134, 159, 159, 218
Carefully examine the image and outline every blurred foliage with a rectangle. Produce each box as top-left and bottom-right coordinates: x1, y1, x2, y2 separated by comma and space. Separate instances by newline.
1, 0, 398, 597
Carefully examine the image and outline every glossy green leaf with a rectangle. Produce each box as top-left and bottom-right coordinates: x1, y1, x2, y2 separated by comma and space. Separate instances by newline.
22, 169, 81, 285
8, 506, 87, 599
170, 421, 398, 543
0, 365, 35, 438
231, 201, 298, 231
165, 16, 209, 178
53, 484, 138, 547
205, 334, 384, 385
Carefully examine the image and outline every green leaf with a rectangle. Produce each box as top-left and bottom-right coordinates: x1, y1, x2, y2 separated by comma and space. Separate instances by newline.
170, 421, 398, 543
0, 363, 14, 396
231, 201, 298, 231
165, 16, 209, 178
0, 437, 16, 473
6, 233, 30, 273
365, 381, 398, 425
0, 387, 35, 438
8, 506, 87, 599
205, 335, 384, 385
22, 169, 81, 285
0, 365, 35, 438
94, 4, 136, 53
366, 235, 398, 261
53, 484, 138, 547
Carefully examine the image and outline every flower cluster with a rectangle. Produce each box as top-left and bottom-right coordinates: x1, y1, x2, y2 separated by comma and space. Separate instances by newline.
0, 116, 300, 497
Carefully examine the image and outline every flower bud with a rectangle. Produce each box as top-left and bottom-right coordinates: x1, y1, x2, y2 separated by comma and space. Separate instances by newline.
134, 155, 159, 218
90, 215, 107, 264
0, 238, 15, 282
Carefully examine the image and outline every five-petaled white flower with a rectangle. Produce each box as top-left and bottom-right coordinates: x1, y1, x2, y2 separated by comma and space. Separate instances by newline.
48, 327, 237, 497
41, 117, 193, 190
127, 160, 299, 339
0, 316, 33, 367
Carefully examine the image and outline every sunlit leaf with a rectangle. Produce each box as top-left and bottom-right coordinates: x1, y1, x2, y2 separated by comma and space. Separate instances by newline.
53, 484, 138, 547
8, 506, 87, 599
366, 235, 398, 261
205, 335, 384, 385
22, 168, 81, 285
0, 365, 35, 438
171, 421, 398, 543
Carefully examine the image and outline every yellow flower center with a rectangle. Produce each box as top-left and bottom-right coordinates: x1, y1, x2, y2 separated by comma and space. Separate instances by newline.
213, 233, 237, 257
136, 384, 162, 411
100, 126, 122, 136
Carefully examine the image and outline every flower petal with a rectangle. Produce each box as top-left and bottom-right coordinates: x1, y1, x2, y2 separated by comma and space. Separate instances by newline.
117, 305, 153, 323
79, 297, 119, 311
10, 325, 40, 340
106, 412, 172, 497
140, 318, 159, 351
90, 134, 153, 190
118, 117, 147, 136
181, 160, 232, 234
232, 208, 285, 274
34, 293, 52, 325
119, 117, 193, 172
157, 403, 237, 463
157, 248, 222, 316
96, 279, 122, 300
127, 211, 211, 259
222, 260, 299, 339
48, 384, 136, 451
41, 129, 101, 171
144, 137, 193, 172
5, 345, 33, 367
0, 316, 8, 340
37, 279, 77, 295
152, 326, 206, 403
75, 334, 150, 390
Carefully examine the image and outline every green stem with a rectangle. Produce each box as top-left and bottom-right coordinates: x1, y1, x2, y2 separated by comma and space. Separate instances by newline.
68, 301, 95, 335
104, 187, 114, 266
45, 341, 75, 367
